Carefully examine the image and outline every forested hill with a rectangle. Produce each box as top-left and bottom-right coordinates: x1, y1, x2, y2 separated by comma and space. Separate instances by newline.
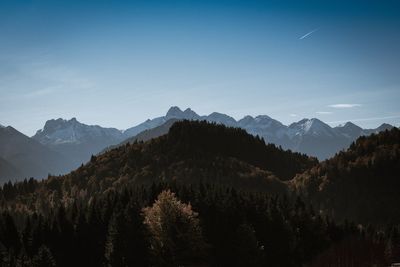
0, 122, 399, 266
291, 127, 400, 224
0, 121, 316, 210
162, 120, 317, 180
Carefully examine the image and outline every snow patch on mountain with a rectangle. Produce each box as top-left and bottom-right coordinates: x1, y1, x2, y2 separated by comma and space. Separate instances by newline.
288, 118, 336, 138
34, 118, 124, 145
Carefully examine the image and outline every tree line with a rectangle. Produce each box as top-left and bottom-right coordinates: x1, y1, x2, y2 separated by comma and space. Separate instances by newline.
1, 182, 399, 266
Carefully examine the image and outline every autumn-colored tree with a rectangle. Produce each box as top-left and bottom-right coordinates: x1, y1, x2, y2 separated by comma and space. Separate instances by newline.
143, 190, 206, 266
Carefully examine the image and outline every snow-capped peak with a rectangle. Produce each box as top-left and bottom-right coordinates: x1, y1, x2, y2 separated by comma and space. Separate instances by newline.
33, 118, 124, 145
288, 118, 335, 137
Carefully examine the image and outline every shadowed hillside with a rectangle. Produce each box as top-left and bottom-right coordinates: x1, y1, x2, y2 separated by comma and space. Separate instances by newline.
0, 126, 73, 182
291, 127, 400, 224
0, 122, 398, 267
0, 121, 318, 210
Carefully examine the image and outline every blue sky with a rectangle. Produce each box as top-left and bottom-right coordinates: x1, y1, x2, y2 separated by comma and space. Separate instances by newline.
0, 0, 399, 135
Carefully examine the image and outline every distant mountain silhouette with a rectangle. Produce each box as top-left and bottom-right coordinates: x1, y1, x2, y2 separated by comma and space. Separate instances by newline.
0, 126, 72, 182
106, 107, 394, 160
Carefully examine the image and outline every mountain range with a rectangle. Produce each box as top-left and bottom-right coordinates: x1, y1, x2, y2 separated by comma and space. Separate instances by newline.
0, 106, 394, 182
112, 106, 392, 159
0, 120, 399, 266
0, 120, 400, 267
3, 121, 400, 225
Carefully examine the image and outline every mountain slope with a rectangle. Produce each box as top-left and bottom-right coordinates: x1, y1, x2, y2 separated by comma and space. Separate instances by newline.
287, 118, 350, 159
123, 107, 200, 137
33, 118, 125, 168
7, 121, 319, 209
0, 126, 72, 182
103, 119, 179, 153
0, 156, 21, 182
334, 122, 364, 139
290, 127, 400, 224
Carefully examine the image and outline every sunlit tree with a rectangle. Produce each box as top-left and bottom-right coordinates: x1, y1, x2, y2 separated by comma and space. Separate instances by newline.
143, 190, 206, 266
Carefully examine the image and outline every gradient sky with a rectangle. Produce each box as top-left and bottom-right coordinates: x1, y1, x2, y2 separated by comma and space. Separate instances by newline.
1, 0, 399, 135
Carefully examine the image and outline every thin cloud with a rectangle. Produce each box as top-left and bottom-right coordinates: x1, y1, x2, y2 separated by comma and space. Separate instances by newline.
23, 87, 58, 98
299, 28, 320, 40
316, 111, 333, 115
328, 104, 362, 109
328, 115, 400, 124
289, 113, 298, 117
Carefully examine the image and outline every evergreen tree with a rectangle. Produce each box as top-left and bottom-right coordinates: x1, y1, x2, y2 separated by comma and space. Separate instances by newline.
104, 212, 126, 267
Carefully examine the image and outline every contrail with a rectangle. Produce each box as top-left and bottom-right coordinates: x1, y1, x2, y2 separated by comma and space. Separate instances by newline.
299, 28, 320, 40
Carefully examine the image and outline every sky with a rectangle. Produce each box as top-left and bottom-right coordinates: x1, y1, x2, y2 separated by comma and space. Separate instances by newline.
0, 0, 399, 136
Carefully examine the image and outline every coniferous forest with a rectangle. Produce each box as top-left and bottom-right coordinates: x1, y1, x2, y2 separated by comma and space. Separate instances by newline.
0, 121, 399, 266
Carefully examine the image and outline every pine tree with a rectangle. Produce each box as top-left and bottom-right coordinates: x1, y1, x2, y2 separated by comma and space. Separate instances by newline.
0, 212, 21, 253
104, 212, 125, 267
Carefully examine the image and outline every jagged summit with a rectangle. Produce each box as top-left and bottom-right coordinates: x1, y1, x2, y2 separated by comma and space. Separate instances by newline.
288, 118, 339, 141
343, 121, 359, 127
255, 115, 273, 121
335, 122, 364, 137
0, 125, 18, 135
376, 123, 393, 131
335, 121, 362, 129
34, 118, 123, 145
32, 118, 125, 169
166, 106, 199, 120
166, 106, 183, 117
206, 112, 237, 126
182, 108, 200, 119
290, 118, 327, 131
38, 118, 79, 135
238, 115, 255, 124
